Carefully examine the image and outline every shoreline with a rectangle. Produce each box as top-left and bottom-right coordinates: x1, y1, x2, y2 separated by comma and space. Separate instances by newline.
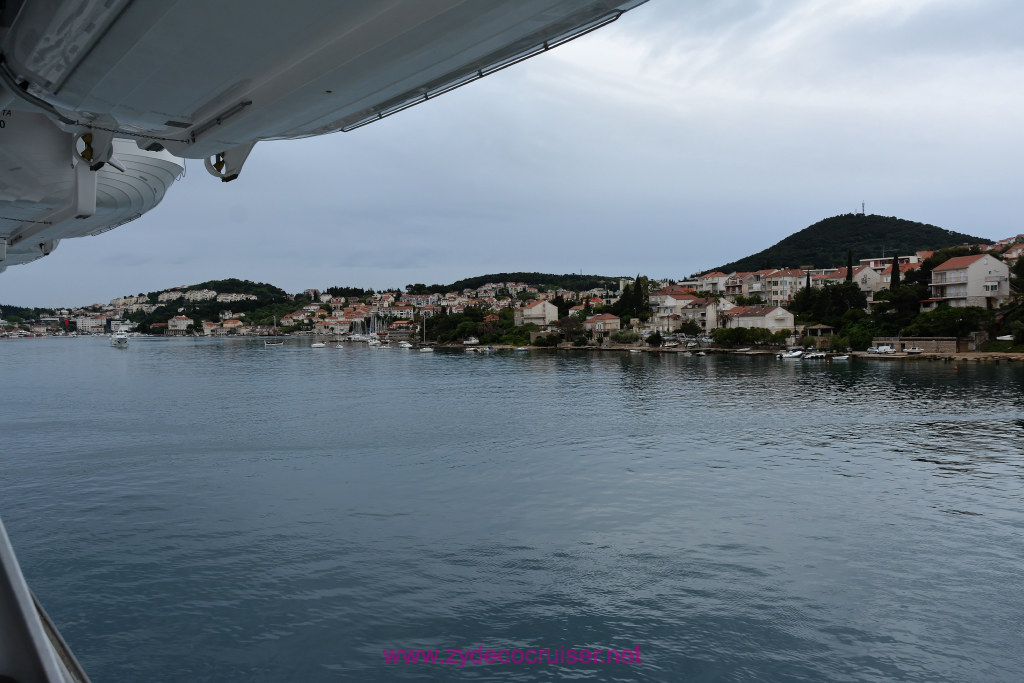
440, 343, 1024, 362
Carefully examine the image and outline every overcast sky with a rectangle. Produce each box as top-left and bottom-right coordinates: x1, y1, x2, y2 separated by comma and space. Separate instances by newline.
3, 0, 1022, 308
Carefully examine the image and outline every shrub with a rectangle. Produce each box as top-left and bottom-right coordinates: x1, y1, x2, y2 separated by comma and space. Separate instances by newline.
610, 331, 640, 344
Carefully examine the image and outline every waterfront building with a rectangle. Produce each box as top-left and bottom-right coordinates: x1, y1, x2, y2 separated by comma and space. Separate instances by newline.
167, 316, 193, 336
720, 305, 794, 334
583, 313, 621, 339
514, 300, 559, 327
923, 254, 1010, 310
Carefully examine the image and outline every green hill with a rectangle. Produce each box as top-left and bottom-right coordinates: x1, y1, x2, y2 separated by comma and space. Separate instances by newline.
173, 278, 289, 300
714, 214, 991, 273
419, 272, 620, 293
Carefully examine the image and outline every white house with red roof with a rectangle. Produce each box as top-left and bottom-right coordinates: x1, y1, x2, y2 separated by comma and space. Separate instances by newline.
737, 270, 775, 301
720, 305, 794, 334
815, 265, 881, 293
583, 313, 620, 339
387, 305, 416, 320
860, 253, 922, 271
697, 271, 730, 294
765, 269, 805, 307
1001, 244, 1024, 265
879, 262, 921, 290
649, 291, 697, 332
924, 254, 1010, 310
514, 300, 559, 327
167, 315, 193, 335
649, 285, 696, 307
725, 272, 750, 297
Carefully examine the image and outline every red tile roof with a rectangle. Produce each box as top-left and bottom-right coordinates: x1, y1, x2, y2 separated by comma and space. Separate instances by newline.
932, 254, 987, 271
880, 262, 921, 274
725, 305, 783, 317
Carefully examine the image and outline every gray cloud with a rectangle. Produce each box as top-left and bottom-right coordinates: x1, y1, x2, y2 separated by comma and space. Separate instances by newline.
3, 1, 1021, 307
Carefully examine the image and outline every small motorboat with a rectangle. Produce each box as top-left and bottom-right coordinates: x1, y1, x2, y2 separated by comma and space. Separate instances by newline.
777, 349, 803, 359
311, 342, 326, 348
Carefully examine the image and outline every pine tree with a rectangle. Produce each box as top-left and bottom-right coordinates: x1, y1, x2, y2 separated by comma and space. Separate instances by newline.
846, 251, 853, 282
890, 256, 901, 289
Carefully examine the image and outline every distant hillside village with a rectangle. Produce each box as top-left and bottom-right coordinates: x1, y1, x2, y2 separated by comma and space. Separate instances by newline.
4, 234, 1024, 352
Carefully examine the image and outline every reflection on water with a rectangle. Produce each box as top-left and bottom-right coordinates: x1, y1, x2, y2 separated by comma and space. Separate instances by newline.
2, 338, 1023, 682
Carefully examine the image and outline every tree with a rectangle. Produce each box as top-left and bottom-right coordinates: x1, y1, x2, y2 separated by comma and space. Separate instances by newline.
646, 331, 663, 347
890, 256, 901, 289
675, 320, 702, 336
789, 281, 866, 329
846, 251, 853, 282
904, 306, 994, 337
611, 275, 653, 321
1011, 256, 1024, 292
870, 283, 926, 335
556, 315, 583, 339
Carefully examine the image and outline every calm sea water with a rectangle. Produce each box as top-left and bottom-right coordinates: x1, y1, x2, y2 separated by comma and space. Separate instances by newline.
2, 337, 1023, 682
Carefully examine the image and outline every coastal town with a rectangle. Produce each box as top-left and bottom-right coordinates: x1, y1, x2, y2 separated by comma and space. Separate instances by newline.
3, 234, 1023, 356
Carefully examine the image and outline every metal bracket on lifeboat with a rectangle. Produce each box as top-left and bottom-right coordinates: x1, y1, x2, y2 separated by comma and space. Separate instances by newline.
204, 142, 256, 182
72, 128, 114, 171
71, 121, 130, 173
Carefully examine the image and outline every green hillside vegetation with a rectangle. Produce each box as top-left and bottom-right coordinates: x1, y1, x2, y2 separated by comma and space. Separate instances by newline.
129, 279, 307, 333
419, 272, 619, 293
424, 307, 533, 346
715, 214, 991, 273
166, 278, 289, 301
